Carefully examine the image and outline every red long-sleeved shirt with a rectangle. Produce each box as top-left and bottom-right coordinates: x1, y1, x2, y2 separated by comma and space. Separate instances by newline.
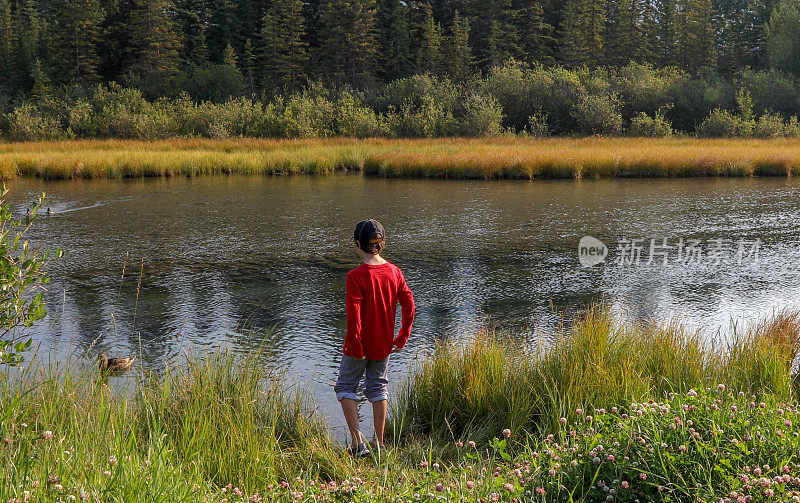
344, 262, 415, 360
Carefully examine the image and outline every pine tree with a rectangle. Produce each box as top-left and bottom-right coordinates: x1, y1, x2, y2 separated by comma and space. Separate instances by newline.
316, 0, 378, 86
176, 0, 209, 66
259, 0, 307, 90
30, 58, 50, 102
520, 0, 555, 65
0, 0, 12, 83
376, 0, 411, 80
639, 0, 659, 63
560, 0, 606, 67
445, 10, 473, 79
12, 0, 42, 91
606, 0, 640, 65
654, 0, 678, 65
242, 37, 255, 95
47, 0, 104, 86
681, 0, 715, 72
416, 2, 443, 74
124, 0, 183, 76
206, 0, 237, 63
471, 0, 520, 69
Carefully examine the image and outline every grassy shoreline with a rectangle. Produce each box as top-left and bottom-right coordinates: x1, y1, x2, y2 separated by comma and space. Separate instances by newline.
3, 307, 800, 501
2, 137, 800, 180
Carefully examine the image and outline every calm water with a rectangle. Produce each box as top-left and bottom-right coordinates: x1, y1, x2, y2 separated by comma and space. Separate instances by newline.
7, 174, 800, 437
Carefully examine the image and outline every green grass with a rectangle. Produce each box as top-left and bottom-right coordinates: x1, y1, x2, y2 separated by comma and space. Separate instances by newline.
2, 137, 800, 179
392, 305, 800, 445
2, 306, 800, 502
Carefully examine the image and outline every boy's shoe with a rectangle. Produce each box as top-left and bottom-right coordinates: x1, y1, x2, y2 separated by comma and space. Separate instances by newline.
347, 442, 371, 458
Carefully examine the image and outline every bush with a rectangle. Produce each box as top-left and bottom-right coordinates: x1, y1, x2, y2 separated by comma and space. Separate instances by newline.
184, 64, 247, 103
571, 94, 623, 135
628, 110, 673, 137
333, 91, 389, 137
5, 104, 63, 141
458, 92, 504, 137
753, 111, 789, 138
526, 113, 550, 137
696, 108, 750, 137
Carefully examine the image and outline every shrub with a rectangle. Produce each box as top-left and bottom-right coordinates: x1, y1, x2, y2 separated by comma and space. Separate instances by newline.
385, 96, 456, 137
458, 92, 503, 137
753, 111, 789, 138
571, 94, 623, 135
282, 92, 337, 138
184, 64, 247, 103
628, 110, 673, 137
333, 91, 389, 137
5, 104, 63, 141
67, 99, 96, 137
527, 113, 550, 137
696, 108, 750, 137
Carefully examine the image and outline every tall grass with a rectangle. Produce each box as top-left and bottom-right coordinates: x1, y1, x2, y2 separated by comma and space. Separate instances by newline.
392, 305, 800, 445
1, 137, 800, 179
0, 350, 348, 501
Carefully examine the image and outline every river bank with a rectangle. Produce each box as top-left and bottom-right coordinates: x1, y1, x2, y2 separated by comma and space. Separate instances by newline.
2, 138, 800, 180
2, 307, 799, 502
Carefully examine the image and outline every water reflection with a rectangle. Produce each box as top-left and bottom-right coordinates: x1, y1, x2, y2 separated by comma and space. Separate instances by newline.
7, 174, 800, 436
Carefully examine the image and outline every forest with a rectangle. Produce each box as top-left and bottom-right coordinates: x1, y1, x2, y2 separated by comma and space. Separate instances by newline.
1, 0, 800, 138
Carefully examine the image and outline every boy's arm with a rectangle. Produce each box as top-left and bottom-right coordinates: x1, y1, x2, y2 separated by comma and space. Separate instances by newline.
344, 273, 365, 358
393, 270, 415, 351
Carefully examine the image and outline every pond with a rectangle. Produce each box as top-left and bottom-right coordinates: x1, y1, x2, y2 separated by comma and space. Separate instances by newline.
7, 174, 800, 437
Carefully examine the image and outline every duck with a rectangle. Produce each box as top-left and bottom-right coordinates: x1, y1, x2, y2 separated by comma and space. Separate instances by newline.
47, 208, 54, 216
97, 353, 136, 374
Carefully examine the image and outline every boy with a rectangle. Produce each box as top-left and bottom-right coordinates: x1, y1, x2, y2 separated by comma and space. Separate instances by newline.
334, 219, 415, 457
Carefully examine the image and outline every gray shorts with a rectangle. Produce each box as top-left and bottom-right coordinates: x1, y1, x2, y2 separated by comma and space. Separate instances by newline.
334, 354, 390, 403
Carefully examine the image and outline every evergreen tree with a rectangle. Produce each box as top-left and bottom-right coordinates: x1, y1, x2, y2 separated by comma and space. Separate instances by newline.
206, 0, 236, 62
765, 0, 800, 76
520, 0, 555, 65
715, 0, 750, 73
471, 0, 520, 69
316, 0, 378, 86
11, 0, 42, 91
259, 0, 307, 90
681, 0, 715, 72
0, 0, 12, 84
376, 0, 411, 80
654, 0, 678, 65
561, 0, 604, 67
606, 0, 640, 65
445, 10, 473, 79
47, 0, 104, 86
416, 2, 443, 74
639, 0, 660, 63
123, 0, 183, 77
30, 58, 50, 102
176, 0, 208, 66
242, 37, 255, 95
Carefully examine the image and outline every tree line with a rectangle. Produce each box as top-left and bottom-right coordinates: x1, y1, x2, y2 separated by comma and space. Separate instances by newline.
1, 0, 800, 99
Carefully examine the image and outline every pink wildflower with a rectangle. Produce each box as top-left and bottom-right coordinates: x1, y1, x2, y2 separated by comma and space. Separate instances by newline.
41, 430, 53, 440
502, 428, 512, 438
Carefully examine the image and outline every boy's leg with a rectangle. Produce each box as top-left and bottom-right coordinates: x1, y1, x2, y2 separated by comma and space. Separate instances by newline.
340, 398, 363, 448
372, 399, 388, 446
364, 357, 390, 446
334, 355, 368, 448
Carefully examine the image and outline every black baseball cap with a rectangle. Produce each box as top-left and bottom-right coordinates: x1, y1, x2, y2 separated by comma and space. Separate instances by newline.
354, 219, 385, 249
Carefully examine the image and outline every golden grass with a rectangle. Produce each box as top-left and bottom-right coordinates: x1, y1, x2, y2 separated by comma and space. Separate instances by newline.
1, 137, 800, 179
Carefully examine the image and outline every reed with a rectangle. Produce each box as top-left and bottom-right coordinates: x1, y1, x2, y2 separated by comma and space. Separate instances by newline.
392, 305, 800, 445
1, 137, 800, 179
0, 349, 350, 501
